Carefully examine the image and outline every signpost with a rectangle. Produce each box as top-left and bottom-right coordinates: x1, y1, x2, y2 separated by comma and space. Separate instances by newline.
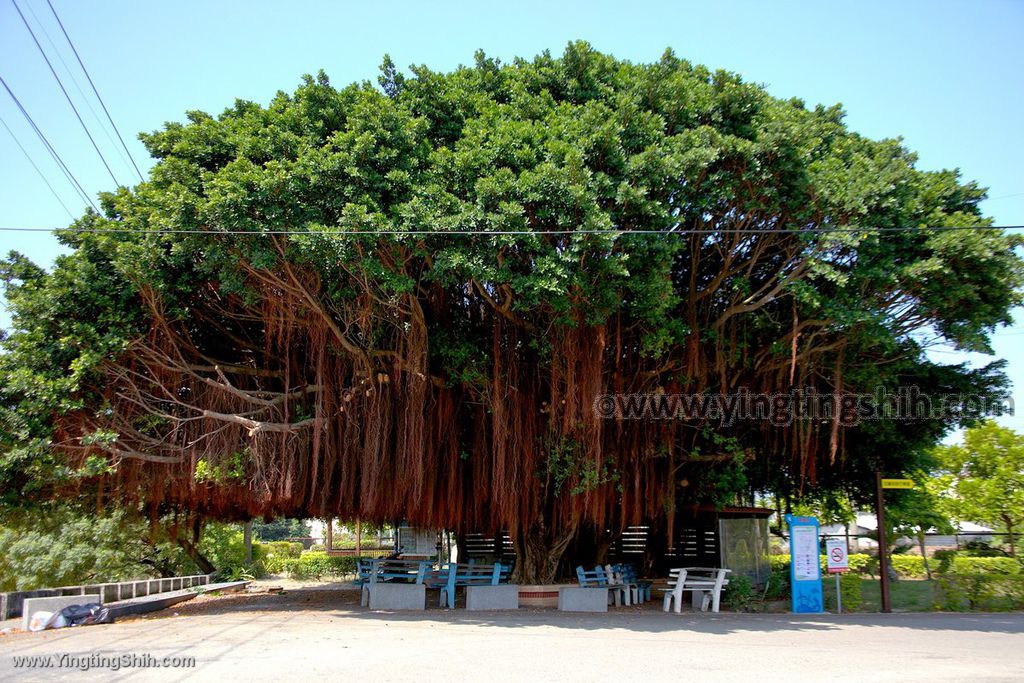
786, 514, 823, 613
881, 479, 915, 490
876, 473, 892, 610
825, 538, 849, 613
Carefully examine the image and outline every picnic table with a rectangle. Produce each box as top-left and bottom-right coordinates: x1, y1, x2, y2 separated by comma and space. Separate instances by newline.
660, 567, 731, 613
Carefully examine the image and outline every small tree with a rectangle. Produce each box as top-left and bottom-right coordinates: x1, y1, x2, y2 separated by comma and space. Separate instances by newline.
886, 481, 953, 579
252, 518, 309, 542
933, 421, 1024, 557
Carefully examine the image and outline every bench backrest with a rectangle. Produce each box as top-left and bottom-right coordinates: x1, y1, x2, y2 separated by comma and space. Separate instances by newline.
448, 562, 509, 583
441, 562, 509, 596
611, 563, 644, 584
665, 568, 688, 588
576, 565, 612, 587
669, 567, 731, 589
366, 559, 433, 584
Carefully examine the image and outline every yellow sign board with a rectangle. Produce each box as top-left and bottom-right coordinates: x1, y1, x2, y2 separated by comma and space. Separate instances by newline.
881, 478, 915, 489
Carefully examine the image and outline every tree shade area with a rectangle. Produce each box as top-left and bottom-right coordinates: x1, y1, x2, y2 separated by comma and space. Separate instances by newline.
1, 43, 1021, 582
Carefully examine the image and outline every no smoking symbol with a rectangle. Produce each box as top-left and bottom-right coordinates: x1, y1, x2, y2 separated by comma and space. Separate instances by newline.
831, 548, 844, 561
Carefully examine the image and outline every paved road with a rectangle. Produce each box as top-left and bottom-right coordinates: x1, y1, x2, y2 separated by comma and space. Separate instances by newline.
2, 588, 1022, 682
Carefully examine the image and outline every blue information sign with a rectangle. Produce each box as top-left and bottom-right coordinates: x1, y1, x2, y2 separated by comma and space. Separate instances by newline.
786, 514, 823, 613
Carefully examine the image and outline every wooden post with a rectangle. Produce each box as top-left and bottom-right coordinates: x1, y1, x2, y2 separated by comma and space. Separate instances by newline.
875, 471, 892, 613
356, 518, 362, 557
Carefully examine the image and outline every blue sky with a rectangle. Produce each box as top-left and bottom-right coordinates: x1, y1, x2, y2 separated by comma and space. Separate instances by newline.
1, 0, 1022, 433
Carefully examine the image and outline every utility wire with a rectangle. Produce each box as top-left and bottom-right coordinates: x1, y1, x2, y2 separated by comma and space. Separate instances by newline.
0, 225, 1021, 236
0, 74, 100, 213
45, 0, 144, 182
0, 113, 75, 220
25, 0, 133, 176
10, 0, 121, 187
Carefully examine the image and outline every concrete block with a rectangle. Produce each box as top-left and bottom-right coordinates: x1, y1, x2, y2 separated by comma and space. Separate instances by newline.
558, 587, 608, 612
466, 584, 520, 610
22, 593, 101, 631
367, 583, 425, 611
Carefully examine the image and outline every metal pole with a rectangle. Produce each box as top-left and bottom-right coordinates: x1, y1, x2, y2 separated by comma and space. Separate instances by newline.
875, 470, 892, 613
835, 573, 842, 614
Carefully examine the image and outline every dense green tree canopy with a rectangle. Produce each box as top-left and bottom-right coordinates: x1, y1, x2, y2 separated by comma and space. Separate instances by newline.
932, 421, 1024, 556
2, 43, 1020, 580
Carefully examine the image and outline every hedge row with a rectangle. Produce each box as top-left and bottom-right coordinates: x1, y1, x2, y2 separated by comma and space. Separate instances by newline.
935, 572, 1024, 611
265, 552, 358, 579
769, 554, 1020, 578
769, 553, 877, 575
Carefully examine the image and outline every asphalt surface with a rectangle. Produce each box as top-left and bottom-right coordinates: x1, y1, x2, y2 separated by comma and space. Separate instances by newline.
2, 587, 1022, 682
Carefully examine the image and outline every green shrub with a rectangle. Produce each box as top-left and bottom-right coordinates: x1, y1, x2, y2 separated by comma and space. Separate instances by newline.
768, 553, 875, 576
764, 568, 790, 600
961, 540, 1009, 557
890, 555, 926, 578
839, 572, 862, 611
722, 575, 758, 612
933, 549, 957, 574
273, 552, 357, 580
264, 541, 303, 558
823, 571, 863, 612
936, 571, 1024, 611
949, 557, 1020, 575
846, 554, 876, 576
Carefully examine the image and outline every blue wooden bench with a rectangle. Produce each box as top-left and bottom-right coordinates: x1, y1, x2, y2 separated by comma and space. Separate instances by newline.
428, 562, 510, 608
575, 565, 629, 606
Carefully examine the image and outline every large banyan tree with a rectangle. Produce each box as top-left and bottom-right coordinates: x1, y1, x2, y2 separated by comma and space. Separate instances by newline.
1, 43, 1021, 581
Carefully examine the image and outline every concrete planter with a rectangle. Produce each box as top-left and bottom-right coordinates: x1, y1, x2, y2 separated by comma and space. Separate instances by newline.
517, 584, 574, 608
366, 583, 426, 611
558, 586, 608, 612
466, 584, 520, 610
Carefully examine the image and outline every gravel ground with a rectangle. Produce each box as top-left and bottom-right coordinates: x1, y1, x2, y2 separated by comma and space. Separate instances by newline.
2, 585, 1022, 682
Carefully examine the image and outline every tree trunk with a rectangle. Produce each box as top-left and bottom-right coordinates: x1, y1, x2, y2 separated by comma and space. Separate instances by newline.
513, 521, 578, 584
1004, 516, 1016, 558
918, 531, 932, 580
243, 520, 253, 564
178, 536, 216, 575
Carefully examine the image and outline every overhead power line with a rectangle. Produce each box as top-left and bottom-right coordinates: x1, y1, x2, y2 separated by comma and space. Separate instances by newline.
45, 0, 144, 182
23, 0, 133, 176
0, 225, 1021, 236
10, 0, 121, 187
0, 113, 75, 220
0, 74, 100, 213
